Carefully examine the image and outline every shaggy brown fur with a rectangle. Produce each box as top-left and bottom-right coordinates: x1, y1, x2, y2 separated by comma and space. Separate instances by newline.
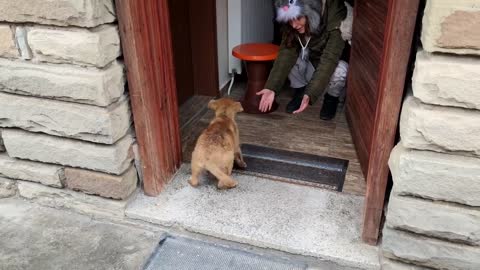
189, 98, 246, 189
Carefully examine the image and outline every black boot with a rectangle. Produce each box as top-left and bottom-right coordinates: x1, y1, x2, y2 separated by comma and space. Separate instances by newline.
286, 87, 306, 114
320, 93, 339, 120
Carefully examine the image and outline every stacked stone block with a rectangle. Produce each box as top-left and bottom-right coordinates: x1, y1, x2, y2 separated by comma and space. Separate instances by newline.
0, 0, 138, 204
382, 1, 480, 269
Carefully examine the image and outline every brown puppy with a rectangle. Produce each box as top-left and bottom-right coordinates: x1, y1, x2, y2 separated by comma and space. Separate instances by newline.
189, 98, 246, 189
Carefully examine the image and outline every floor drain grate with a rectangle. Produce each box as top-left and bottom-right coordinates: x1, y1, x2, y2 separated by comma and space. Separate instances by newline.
144, 237, 307, 270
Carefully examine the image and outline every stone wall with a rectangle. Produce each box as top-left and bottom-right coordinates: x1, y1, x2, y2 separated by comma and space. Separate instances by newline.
0, 0, 139, 209
382, 1, 480, 269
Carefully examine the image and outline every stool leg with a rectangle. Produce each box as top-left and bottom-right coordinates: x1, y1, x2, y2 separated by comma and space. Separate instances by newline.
241, 61, 278, 114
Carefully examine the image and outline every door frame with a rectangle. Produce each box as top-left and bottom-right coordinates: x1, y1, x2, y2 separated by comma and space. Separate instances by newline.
115, 0, 182, 196
116, 0, 419, 244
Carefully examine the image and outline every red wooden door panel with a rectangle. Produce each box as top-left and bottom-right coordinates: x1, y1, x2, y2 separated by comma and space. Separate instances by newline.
346, 0, 389, 176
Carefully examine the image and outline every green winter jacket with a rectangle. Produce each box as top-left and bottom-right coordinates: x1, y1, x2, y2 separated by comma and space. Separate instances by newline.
264, 0, 347, 105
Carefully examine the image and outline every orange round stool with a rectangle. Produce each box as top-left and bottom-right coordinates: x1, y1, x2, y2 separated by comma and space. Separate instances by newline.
232, 43, 280, 114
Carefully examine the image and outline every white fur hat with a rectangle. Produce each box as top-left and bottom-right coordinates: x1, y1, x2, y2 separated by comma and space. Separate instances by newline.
274, 0, 324, 32
275, 0, 353, 43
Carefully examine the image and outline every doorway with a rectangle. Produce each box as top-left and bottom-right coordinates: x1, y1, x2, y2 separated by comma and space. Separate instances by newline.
115, 0, 420, 245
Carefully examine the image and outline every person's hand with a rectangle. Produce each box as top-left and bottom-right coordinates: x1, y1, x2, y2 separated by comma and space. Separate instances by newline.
293, 95, 310, 114
256, 89, 275, 112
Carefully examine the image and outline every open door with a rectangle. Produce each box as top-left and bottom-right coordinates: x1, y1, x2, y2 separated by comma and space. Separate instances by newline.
346, 0, 420, 244
169, 0, 220, 105
168, 0, 194, 106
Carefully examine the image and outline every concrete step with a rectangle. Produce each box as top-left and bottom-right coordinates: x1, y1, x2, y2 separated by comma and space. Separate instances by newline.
0, 197, 372, 270
125, 164, 380, 269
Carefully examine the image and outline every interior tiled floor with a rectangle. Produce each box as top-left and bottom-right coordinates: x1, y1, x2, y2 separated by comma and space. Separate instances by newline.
179, 82, 366, 196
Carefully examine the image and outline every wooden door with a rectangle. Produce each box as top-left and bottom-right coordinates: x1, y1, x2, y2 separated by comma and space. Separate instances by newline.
169, 0, 194, 106
169, 0, 219, 105
346, 0, 420, 244
188, 0, 219, 97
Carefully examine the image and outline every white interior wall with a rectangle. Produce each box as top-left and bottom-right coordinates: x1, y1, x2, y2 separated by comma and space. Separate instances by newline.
216, 0, 230, 90
216, 0, 274, 90
241, 0, 274, 44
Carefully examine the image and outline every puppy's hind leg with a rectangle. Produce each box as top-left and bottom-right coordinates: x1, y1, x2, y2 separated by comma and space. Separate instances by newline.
189, 162, 202, 187
234, 149, 247, 169
206, 164, 238, 189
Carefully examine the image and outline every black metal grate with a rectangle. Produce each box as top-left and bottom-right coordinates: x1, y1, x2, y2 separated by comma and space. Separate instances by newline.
144, 237, 307, 270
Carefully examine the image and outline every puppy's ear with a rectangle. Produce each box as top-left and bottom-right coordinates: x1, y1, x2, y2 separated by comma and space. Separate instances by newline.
235, 102, 244, 112
208, 99, 218, 111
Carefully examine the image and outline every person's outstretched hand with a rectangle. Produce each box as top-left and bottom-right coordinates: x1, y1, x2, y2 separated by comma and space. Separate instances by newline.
293, 95, 310, 114
257, 89, 275, 112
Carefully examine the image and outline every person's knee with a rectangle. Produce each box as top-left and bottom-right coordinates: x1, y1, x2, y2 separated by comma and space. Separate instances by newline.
326, 61, 349, 98
333, 60, 349, 82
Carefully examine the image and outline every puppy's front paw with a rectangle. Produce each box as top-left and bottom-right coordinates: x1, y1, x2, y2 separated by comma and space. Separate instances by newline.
188, 179, 199, 187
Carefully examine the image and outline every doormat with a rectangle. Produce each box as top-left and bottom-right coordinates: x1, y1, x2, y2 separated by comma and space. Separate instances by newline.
144, 236, 307, 270
237, 144, 348, 192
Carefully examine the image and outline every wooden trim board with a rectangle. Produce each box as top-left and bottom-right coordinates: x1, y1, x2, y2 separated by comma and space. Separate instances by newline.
115, 0, 182, 196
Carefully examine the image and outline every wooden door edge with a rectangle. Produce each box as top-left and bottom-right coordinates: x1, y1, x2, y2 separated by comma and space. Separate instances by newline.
362, 0, 420, 245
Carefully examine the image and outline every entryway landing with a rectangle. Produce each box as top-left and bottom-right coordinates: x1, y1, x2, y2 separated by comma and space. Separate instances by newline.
180, 83, 366, 197
125, 164, 380, 269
